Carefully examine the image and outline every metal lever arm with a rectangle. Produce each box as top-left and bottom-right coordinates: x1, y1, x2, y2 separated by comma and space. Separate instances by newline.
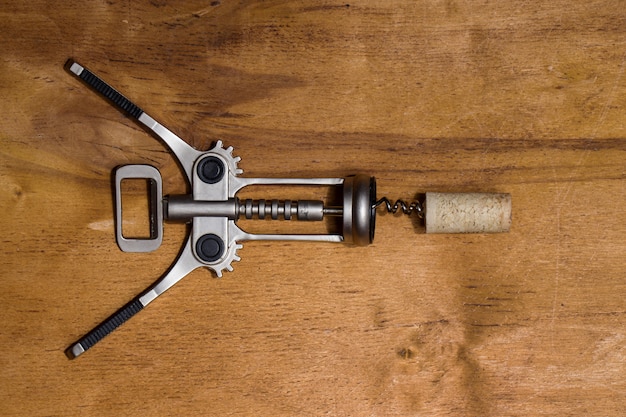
66, 297, 144, 359
65, 59, 200, 183
66, 237, 202, 358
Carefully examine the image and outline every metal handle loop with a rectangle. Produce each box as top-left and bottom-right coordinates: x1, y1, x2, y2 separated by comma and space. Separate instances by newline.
114, 165, 163, 252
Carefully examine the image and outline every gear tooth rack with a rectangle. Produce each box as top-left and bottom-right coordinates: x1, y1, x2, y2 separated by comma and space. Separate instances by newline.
65, 60, 511, 359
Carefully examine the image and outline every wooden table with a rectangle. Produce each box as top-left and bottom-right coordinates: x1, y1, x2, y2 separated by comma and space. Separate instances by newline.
1, 1, 624, 415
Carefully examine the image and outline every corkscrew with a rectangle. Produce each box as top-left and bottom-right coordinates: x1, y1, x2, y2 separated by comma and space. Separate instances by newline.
64, 60, 511, 359
374, 197, 424, 217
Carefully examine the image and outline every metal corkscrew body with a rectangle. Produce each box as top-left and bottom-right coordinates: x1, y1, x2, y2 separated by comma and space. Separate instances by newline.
64, 60, 511, 359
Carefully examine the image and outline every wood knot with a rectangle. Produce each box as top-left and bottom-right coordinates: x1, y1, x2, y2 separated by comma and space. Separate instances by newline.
397, 347, 415, 360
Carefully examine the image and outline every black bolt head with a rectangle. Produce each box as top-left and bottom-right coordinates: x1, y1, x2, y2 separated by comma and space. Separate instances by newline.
197, 156, 225, 184
196, 234, 225, 263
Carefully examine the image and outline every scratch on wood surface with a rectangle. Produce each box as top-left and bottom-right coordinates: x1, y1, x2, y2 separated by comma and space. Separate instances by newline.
555, 51, 626, 204
550, 205, 561, 348
546, 52, 626, 344
591, 50, 626, 139
88, 219, 113, 231
192, 1, 221, 18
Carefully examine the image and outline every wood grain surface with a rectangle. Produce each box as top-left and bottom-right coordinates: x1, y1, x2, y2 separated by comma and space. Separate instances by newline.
1, 1, 625, 416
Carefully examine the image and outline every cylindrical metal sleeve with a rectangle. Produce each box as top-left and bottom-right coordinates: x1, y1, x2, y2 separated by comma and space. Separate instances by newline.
297, 200, 324, 221
165, 195, 238, 221
424, 192, 511, 234
342, 175, 376, 246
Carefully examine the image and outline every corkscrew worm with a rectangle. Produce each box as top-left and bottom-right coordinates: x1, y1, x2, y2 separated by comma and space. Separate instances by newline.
373, 197, 424, 218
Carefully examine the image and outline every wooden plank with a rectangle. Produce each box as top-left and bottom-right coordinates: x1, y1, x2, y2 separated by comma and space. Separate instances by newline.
0, 1, 624, 415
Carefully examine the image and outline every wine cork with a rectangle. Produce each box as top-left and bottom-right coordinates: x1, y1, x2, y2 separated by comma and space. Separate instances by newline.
425, 192, 511, 234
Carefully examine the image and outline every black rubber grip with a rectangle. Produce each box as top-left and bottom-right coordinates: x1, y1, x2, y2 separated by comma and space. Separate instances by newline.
69, 61, 144, 119
68, 298, 144, 358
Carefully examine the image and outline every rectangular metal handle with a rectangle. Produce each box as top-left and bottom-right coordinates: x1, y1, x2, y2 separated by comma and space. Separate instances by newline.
115, 165, 163, 252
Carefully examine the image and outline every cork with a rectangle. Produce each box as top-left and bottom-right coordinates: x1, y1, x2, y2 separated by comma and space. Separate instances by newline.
424, 192, 511, 234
